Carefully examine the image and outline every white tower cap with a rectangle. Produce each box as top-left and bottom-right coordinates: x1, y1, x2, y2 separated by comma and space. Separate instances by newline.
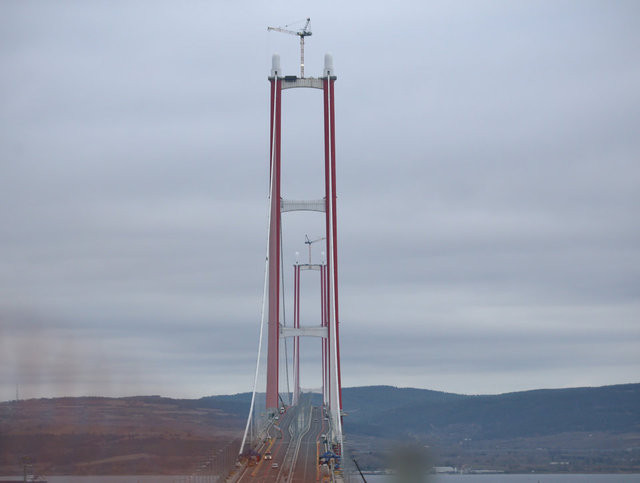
324, 53, 334, 77
271, 54, 281, 77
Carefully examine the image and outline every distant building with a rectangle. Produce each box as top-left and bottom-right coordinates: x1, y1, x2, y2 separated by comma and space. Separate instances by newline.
434, 466, 456, 473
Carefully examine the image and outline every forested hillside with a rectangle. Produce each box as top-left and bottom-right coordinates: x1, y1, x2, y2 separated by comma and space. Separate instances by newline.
1, 383, 638, 475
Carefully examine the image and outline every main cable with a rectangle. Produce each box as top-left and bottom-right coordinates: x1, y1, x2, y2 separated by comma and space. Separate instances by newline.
326, 75, 343, 445
239, 78, 278, 455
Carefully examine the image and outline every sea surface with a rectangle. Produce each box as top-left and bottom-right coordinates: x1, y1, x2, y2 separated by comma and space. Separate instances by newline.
365, 476, 640, 483
2, 475, 639, 483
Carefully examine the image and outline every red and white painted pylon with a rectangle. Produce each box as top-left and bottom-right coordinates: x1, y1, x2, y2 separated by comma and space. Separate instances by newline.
292, 238, 325, 407
265, 53, 343, 441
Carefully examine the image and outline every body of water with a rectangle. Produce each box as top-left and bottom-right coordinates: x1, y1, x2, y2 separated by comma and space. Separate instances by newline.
362, 475, 640, 483
1, 475, 638, 483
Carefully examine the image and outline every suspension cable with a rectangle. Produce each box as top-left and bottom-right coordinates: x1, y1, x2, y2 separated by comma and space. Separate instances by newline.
239, 78, 278, 455
326, 76, 343, 445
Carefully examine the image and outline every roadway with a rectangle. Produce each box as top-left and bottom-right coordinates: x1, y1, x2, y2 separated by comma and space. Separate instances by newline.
289, 405, 325, 482
235, 398, 326, 482
236, 406, 293, 483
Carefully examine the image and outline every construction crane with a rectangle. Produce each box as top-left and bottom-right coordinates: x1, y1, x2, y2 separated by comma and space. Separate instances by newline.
304, 234, 325, 264
267, 18, 312, 78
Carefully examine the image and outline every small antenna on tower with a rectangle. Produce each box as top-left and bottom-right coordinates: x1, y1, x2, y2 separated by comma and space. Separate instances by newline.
267, 18, 312, 78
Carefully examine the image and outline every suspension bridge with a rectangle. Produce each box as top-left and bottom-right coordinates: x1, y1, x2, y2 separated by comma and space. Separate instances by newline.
227, 50, 346, 483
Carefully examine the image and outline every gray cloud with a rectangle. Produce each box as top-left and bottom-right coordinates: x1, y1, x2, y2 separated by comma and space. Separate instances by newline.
1, 1, 639, 401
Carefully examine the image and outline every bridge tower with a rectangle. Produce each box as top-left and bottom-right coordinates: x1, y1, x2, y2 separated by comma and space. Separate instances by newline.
266, 53, 343, 438
292, 243, 327, 407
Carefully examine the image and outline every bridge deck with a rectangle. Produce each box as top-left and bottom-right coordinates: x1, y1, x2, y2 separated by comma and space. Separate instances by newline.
235, 400, 331, 482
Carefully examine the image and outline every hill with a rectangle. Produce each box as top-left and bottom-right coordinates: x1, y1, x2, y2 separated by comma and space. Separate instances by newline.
0, 395, 244, 475
0, 383, 638, 475
341, 383, 640, 473
342, 383, 640, 439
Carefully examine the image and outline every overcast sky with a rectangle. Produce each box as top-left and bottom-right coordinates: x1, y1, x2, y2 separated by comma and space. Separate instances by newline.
1, 1, 639, 402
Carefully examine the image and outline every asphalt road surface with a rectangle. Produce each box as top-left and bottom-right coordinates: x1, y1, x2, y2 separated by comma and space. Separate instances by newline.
236, 399, 327, 482
237, 408, 293, 482
289, 406, 326, 482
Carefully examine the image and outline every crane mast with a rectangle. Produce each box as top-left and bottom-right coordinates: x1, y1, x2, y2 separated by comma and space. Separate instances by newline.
304, 234, 326, 264
267, 18, 312, 78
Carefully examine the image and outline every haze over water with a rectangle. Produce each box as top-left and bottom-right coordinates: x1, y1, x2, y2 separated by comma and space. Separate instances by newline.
367, 475, 639, 483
